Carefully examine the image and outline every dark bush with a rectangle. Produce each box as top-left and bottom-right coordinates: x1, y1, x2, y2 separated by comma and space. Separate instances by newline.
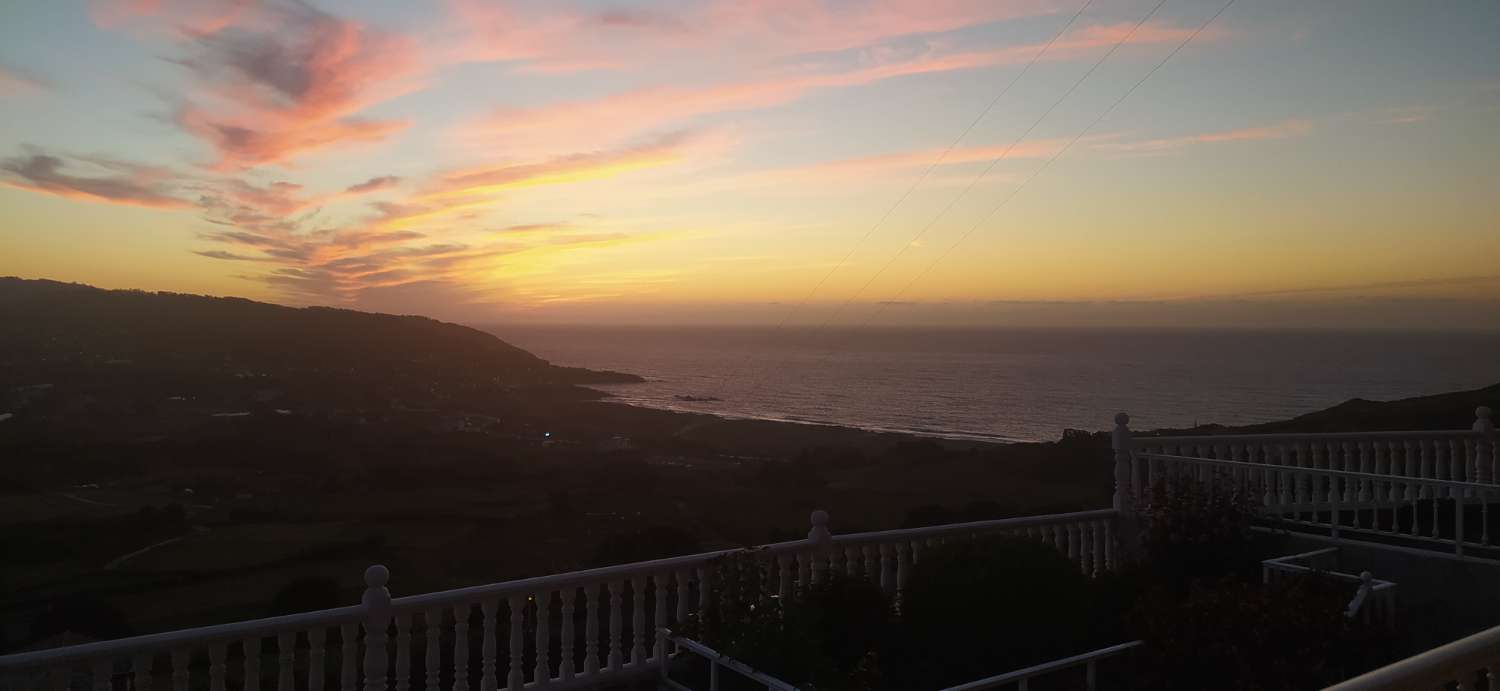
891, 536, 1122, 689
1125, 574, 1393, 691
1138, 474, 1258, 590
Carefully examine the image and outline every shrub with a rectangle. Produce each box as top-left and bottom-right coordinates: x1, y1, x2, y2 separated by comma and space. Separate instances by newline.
891, 536, 1122, 689
1126, 574, 1393, 691
1138, 473, 1258, 590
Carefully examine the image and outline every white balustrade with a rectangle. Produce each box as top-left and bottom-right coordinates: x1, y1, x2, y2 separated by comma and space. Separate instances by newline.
1114, 407, 1497, 514
2, 508, 1116, 691
1261, 548, 1397, 630
1323, 621, 1500, 690
1139, 450, 1500, 560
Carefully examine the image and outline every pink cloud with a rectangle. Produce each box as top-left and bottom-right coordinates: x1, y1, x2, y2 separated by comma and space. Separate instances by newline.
90, 0, 259, 37
1108, 119, 1313, 153
165, 1, 422, 168
460, 21, 1208, 154
439, 0, 1059, 73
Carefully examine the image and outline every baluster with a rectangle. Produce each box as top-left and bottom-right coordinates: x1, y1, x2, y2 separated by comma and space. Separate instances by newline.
279, 631, 298, 691
1432, 485, 1442, 540
1278, 444, 1293, 509
170, 650, 187, 691
583, 586, 600, 676
307, 629, 327, 691
652, 576, 669, 663
1484, 495, 1492, 546
209, 644, 226, 691
133, 654, 151, 691
1450, 439, 1463, 485
1254, 445, 1272, 507
629, 577, 647, 666
452, 606, 470, 691
607, 581, 623, 672
1051, 524, 1064, 552
1067, 523, 1081, 565
382, 619, 404, 691
673, 571, 690, 651
878, 545, 893, 595
810, 548, 827, 585
341, 623, 358, 691
422, 612, 439, 691
92, 659, 110, 691
776, 555, 791, 602
536, 592, 553, 685
1078, 523, 1093, 576
479, 599, 497, 691
506, 596, 524, 691
559, 590, 576, 681
245, 638, 262, 691
895, 542, 911, 611
1092, 520, 1106, 576
1296, 443, 1311, 507
1410, 485, 1420, 537
796, 552, 811, 598
1456, 495, 1466, 558
864, 546, 879, 586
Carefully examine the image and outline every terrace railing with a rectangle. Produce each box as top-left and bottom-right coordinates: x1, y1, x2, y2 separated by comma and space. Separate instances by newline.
1261, 548, 1397, 629
0, 509, 1117, 691
1111, 407, 1497, 515
1323, 621, 1500, 690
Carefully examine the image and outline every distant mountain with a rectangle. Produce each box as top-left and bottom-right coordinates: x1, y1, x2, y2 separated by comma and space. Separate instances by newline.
0, 277, 640, 386
1145, 381, 1500, 436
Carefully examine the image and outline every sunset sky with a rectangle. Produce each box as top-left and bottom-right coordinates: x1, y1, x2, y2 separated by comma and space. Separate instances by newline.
2, 0, 1498, 327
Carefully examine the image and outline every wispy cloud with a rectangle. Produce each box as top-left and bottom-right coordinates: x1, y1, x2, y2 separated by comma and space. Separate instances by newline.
1105, 118, 1313, 153
437, 0, 1059, 73
344, 175, 401, 194
459, 21, 1212, 155
0, 152, 189, 208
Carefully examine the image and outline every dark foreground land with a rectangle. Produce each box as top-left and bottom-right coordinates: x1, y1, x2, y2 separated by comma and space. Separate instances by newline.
2, 277, 1497, 652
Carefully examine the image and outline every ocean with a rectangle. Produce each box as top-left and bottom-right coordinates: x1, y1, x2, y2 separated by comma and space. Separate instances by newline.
496, 326, 1500, 443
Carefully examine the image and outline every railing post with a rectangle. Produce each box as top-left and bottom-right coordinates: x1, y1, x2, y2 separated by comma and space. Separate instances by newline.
1476, 407, 1495, 484
1112, 413, 1134, 514
363, 565, 392, 691
808, 510, 831, 585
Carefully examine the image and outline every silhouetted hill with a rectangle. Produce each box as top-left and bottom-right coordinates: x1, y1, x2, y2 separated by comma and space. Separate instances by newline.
0, 277, 639, 386
1144, 382, 1500, 436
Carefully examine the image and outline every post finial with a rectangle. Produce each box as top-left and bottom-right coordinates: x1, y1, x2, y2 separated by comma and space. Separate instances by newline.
1359, 571, 1373, 586
1114, 412, 1130, 427
362, 564, 391, 609
808, 509, 831, 544
1478, 406, 1494, 426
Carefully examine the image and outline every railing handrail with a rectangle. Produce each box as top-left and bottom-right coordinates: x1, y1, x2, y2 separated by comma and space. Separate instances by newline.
1137, 452, 1500, 492
388, 540, 803, 612
1323, 622, 1500, 690
0, 605, 366, 669
830, 508, 1118, 545
1140, 429, 1480, 445
660, 630, 801, 691
937, 640, 1144, 691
